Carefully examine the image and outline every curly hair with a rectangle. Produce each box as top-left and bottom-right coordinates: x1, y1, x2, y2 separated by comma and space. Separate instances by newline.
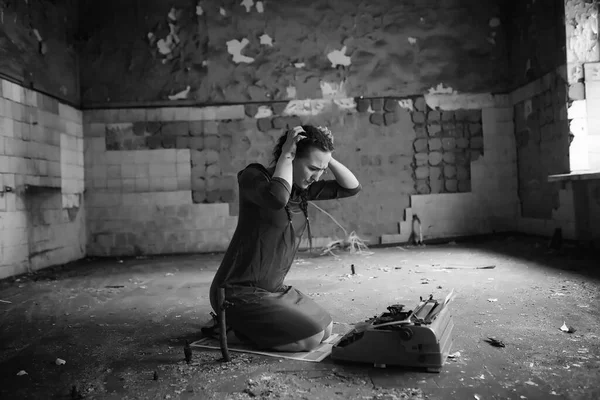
271, 125, 335, 253
270, 125, 335, 165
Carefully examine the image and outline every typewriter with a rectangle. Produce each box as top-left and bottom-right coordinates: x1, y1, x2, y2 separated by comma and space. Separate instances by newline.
331, 291, 455, 372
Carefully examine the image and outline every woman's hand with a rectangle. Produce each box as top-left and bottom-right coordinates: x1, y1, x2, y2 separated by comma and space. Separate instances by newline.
280, 126, 306, 159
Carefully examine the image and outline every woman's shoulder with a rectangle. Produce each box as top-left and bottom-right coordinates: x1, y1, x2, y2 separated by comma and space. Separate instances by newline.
237, 163, 275, 179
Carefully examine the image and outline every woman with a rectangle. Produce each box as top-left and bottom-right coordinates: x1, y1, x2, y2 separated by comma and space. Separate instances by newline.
208, 125, 361, 352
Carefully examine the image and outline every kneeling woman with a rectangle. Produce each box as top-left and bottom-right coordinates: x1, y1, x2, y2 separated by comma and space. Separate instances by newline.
209, 125, 361, 352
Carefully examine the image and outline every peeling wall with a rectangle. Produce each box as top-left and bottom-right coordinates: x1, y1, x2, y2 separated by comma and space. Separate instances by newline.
83, 90, 522, 257
507, 0, 566, 89
78, 0, 510, 106
0, 0, 80, 105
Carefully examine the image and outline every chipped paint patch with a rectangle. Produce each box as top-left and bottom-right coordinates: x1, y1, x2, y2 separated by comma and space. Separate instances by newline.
283, 99, 333, 116
196, 2, 203, 15
260, 34, 273, 46
254, 105, 273, 118
408, 37, 417, 45
294, 63, 305, 68
226, 38, 254, 63
168, 86, 190, 100
489, 17, 501, 28
241, 0, 254, 12
283, 100, 312, 116
256, 1, 264, 13
428, 83, 457, 95
286, 86, 297, 99
333, 98, 357, 111
320, 80, 347, 99
220, 7, 227, 16
398, 99, 414, 111
425, 93, 497, 110
327, 46, 352, 68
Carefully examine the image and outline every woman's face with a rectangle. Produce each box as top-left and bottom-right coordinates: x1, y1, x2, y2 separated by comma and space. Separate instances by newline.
293, 147, 332, 189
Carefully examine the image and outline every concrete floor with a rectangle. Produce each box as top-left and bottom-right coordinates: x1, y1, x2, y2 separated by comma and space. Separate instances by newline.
0, 235, 599, 400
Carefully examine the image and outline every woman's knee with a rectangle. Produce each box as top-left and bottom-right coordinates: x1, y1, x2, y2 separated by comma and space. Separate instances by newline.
301, 331, 325, 350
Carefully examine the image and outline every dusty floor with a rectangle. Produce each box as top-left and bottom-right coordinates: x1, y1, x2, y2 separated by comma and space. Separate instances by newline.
0, 235, 599, 400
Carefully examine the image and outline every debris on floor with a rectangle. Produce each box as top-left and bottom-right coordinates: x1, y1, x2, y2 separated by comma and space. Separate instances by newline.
560, 322, 576, 333
484, 337, 506, 348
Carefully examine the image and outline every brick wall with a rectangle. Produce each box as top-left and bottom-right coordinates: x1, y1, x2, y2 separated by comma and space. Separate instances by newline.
511, 66, 582, 240
382, 93, 518, 243
514, 68, 570, 220
0, 79, 85, 279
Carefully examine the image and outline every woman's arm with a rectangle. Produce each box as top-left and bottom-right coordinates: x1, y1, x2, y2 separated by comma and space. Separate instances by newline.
328, 157, 360, 190
239, 164, 291, 209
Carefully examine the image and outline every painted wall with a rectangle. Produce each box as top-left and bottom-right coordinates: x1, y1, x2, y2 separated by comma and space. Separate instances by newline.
507, 0, 566, 90
0, 0, 80, 105
78, 0, 510, 106
0, 79, 86, 280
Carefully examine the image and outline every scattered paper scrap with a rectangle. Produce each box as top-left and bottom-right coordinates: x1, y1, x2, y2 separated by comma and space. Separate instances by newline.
17, 370, 28, 376
525, 380, 538, 386
55, 358, 66, 366
487, 298, 498, 302
560, 322, 576, 333
448, 351, 461, 359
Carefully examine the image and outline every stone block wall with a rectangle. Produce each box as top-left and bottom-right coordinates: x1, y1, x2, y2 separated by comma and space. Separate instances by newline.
84, 90, 529, 255
0, 79, 86, 280
382, 94, 518, 242
513, 68, 570, 220
510, 66, 583, 240
411, 103, 482, 195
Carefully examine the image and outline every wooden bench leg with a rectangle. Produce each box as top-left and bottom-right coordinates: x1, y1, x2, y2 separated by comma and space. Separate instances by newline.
218, 287, 230, 362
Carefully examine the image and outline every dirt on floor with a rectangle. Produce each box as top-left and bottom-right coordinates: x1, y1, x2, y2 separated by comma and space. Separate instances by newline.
0, 234, 599, 400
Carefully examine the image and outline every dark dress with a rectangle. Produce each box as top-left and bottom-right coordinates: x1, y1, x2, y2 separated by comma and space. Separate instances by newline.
209, 163, 361, 349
